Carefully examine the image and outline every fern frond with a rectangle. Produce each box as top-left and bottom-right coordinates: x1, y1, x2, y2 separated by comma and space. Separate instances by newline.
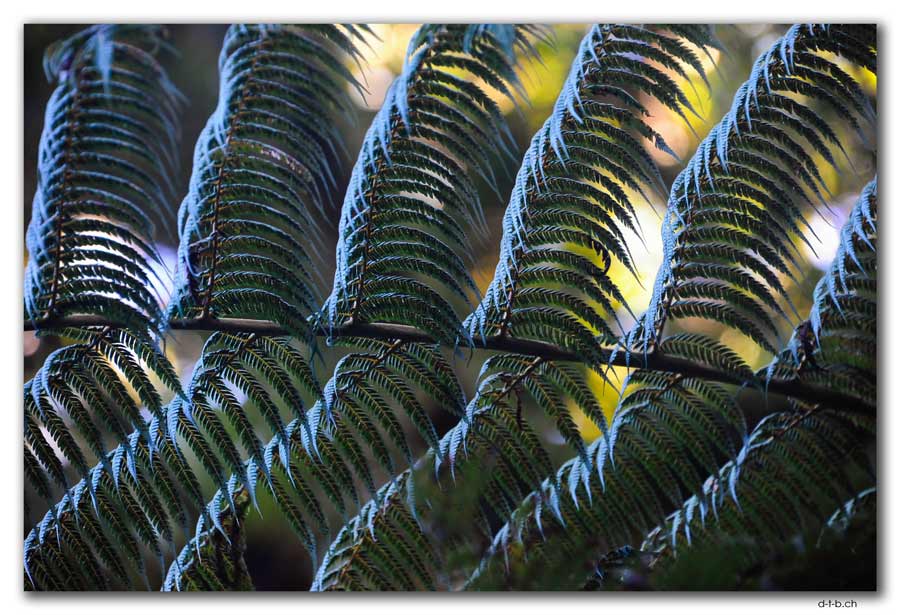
162, 336, 466, 590
632, 24, 876, 357
25, 25, 183, 334
313, 349, 622, 590
766, 178, 877, 407
583, 486, 876, 591
24, 330, 324, 590
642, 407, 874, 584
25, 420, 203, 590
23, 22, 880, 593
25, 330, 321, 589
324, 25, 546, 345
465, 25, 716, 358
311, 470, 439, 591
24, 327, 181, 503
467, 371, 746, 590
312, 390, 539, 590
182, 339, 589, 591
163, 486, 253, 591
169, 25, 368, 335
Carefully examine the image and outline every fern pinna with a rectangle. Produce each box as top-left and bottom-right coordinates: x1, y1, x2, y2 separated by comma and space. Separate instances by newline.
324, 25, 548, 344
169, 25, 369, 336
632, 24, 876, 360
467, 25, 717, 352
23, 22, 876, 591
25, 25, 183, 333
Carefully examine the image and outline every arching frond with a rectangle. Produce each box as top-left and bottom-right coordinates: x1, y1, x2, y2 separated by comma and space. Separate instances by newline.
631, 24, 876, 357
26, 327, 465, 590
25, 417, 204, 590
22, 22, 879, 593
25, 331, 322, 590
313, 350, 632, 591
324, 25, 546, 344
24, 327, 181, 508
766, 178, 877, 407
160, 335, 465, 590
311, 470, 438, 591
583, 487, 876, 591
25, 25, 183, 334
641, 407, 874, 587
169, 25, 368, 335
465, 25, 716, 359
312, 358, 569, 591
467, 372, 746, 590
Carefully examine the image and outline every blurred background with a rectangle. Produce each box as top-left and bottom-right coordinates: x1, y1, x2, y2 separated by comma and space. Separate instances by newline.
23, 24, 876, 589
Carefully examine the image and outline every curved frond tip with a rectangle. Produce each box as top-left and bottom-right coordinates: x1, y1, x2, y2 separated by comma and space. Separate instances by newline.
632, 24, 876, 358
25, 25, 183, 334
467, 24, 717, 361
325, 25, 547, 345
169, 24, 369, 336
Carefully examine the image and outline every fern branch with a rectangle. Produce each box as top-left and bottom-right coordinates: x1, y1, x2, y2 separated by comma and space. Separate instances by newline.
23, 22, 879, 593
324, 25, 547, 344
163, 488, 254, 591
470, 349, 874, 588
466, 371, 748, 589
25, 25, 183, 334
160, 332, 466, 591
25, 418, 205, 590
466, 24, 717, 359
765, 177, 877, 408
180, 327, 586, 591
631, 23, 876, 357
612, 177, 879, 589
24, 326, 182, 514
311, 469, 439, 591
312, 355, 567, 590
168, 24, 368, 336
640, 406, 874, 585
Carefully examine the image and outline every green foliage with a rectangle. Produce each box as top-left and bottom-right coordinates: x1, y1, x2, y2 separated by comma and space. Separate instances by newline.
467, 25, 717, 357
311, 360, 571, 591
25, 412, 200, 590
311, 470, 437, 591
24, 327, 181, 512
766, 178, 877, 407
324, 25, 548, 344
585, 486, 875, 590
466, 372, 746, 589
161, 335, 463, 575
630, 24, 876, 359
23, 22, 877, 592
25, 25, 183, 333
169, 25, 369, 335
642, 408, 874, 571
164, 488, 253, 591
